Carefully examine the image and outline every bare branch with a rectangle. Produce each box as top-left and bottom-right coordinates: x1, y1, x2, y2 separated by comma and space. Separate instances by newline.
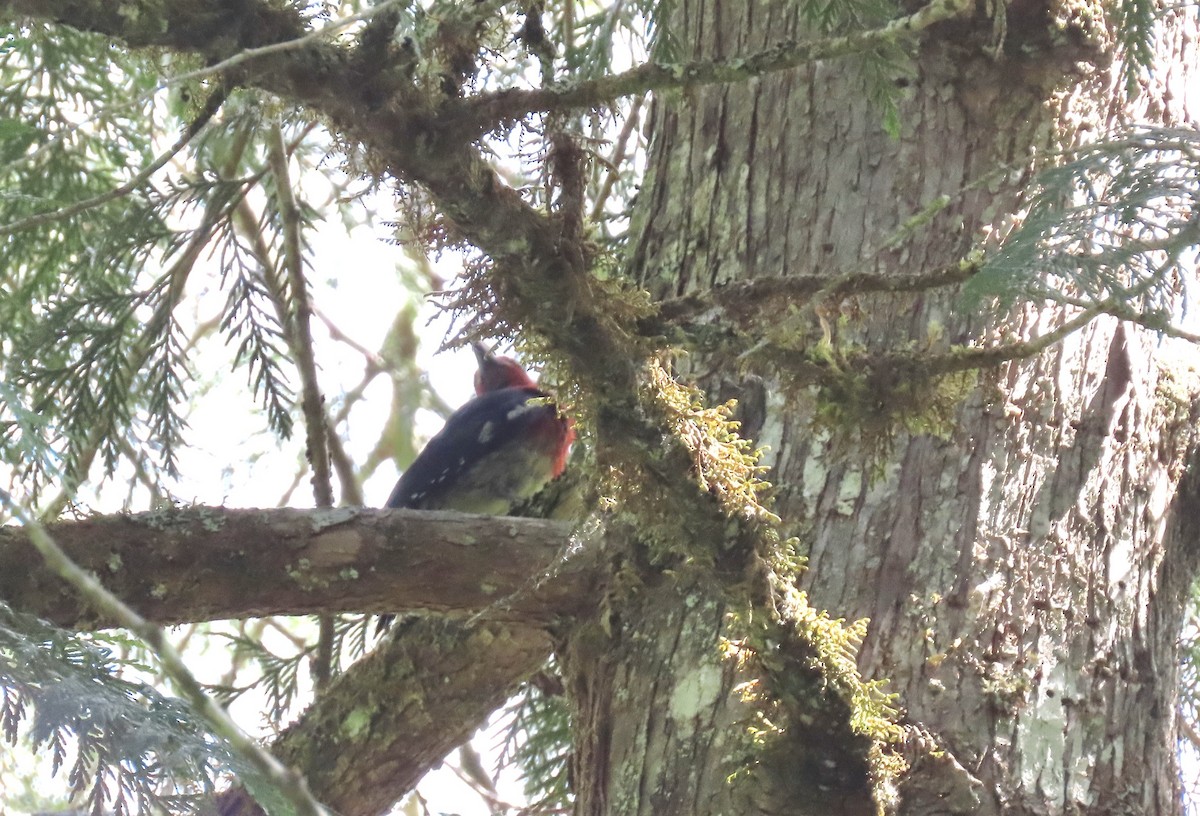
267, 124, 334, 510
0, 507, 594, 630
1181, 712, 1200, 752
326, 417, 365, 506
314, 308, 391, 373
591, 96, 644, 224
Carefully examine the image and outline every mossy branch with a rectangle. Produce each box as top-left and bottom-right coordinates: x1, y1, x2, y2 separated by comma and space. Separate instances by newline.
647, 263, 979, 335
440, 0, 973, 133
806, 296, 1199, 391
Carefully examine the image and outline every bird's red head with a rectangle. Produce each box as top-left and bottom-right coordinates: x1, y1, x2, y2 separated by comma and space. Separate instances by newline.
472, 342, 538, 394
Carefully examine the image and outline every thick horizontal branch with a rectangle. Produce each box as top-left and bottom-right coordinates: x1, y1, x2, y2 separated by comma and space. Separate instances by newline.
440, 0, 973, 133
0, 507, 594, 629
0, 504, 574, 815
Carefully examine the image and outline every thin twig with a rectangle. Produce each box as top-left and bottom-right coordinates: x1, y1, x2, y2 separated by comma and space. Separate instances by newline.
266, 122, 339, 691
915, 307, 1103, 374
278, 464, 307, 508
1045, 292, 1200, 343
334, 369, 385, 426
266, 123, 333, 508
116, 435, 168, 504
327, 418, 365, 506
1182, 712, 1200, 751
590, 96, 643, 224
314, 308, 391, 371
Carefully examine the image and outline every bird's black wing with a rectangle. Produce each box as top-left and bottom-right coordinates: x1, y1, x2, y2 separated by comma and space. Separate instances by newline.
386, 385, 551, 509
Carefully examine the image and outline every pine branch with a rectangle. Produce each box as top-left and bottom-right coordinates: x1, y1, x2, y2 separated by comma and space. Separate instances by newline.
0, 603, 234, 813
25, 174, 239, 505
966, 127, 1200, 314
6, 114, 266, 510
0, 85, 227, 238
216, 122, 322, 444
217, 177, 296, 440
218, 263, 296, 440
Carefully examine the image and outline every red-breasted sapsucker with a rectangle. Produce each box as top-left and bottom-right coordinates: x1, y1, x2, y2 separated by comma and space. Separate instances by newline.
386, 342, 574, 514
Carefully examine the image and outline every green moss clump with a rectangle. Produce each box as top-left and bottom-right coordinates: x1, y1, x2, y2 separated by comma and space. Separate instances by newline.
810, 350, 977, 468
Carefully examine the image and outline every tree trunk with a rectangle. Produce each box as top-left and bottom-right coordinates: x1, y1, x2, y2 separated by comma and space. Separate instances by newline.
564, 1, 1200, 814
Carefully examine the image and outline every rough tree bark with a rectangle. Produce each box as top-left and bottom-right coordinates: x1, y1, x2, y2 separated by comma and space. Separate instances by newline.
556, 1, 1200, 814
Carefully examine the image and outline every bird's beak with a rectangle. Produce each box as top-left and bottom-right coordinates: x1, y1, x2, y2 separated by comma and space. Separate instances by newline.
471, 341, 493, 368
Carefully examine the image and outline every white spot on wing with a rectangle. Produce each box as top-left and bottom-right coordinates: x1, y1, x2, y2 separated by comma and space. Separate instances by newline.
506, 402, 539, 421
478, 421, 495, 443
